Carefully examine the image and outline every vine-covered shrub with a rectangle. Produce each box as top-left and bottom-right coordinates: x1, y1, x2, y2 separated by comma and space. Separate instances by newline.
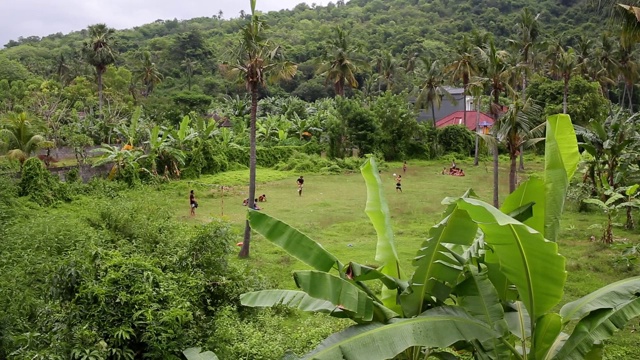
274, 153, 365, 174
437, 125, 474, 156
19, 157, 71, 206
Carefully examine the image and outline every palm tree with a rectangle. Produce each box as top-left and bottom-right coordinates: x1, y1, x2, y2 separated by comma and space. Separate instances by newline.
555, 47, 578, 114
446, 35, 477, 129
0, 112, 51, 167
416, 57, 453, 127
135, 51, 163, 97
317, 26, 367, 96
594, 33, 619, 101
493, 95, 543, 192
475, 38, 511, 207
82, 24, 117, 116
224, 0, 297, 258
468, 80, 485, 166
615, 39, 639, 113
181, 58, 198, 91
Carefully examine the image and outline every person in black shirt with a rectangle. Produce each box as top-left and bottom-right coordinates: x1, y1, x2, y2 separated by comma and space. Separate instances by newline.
189, 190, 197, 216
297, 176, 304, 196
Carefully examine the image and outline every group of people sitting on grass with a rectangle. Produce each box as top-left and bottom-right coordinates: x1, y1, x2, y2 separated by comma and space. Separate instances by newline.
442, 160, 465, 177
242, 194, 267, 210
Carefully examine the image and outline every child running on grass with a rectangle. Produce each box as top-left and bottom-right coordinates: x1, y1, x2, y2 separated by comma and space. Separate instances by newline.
297, 176, 304, 196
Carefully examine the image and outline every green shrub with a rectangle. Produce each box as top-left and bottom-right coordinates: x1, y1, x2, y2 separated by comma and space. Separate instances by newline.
65, 167, 81, 183
19, 157, 72, 206
437, 125, 474, 156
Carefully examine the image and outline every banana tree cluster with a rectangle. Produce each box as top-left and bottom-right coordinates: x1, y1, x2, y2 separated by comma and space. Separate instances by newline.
237, 114, 640, 360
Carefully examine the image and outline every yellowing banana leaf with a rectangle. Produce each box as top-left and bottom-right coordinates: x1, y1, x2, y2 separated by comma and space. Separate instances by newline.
303, 306, 497, 360
360, 158, 402, 313
183, 347, 219, 360
457, 198, 566, 323
402, 208, 478, 317
248, 211, 340, 272
240, 290, 347, 317
293, 270, 375, 322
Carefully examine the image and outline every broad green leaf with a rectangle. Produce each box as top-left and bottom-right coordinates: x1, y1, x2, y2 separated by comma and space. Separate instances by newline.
293, 270, 374, 322
559, 276, 640, 322
533, 313, 563, 360
402, 208, 478, 317
553, 298, 640, 359
345, 262, 408, 291
456, 266, 509, 358
582, 199, 607, 211
625, 184, 640, 196
248, 211, 340, 272
504, 301, 531, 340
428, 352, 460, 360
240, 290, 346, 316
506, 201, 536, 223
544, 114, 579, 242
501, 177, 545, 234
183, 347, 219, 360
303, 306, 497, 360
457, 198, 566, 323
360, 158, 402, 313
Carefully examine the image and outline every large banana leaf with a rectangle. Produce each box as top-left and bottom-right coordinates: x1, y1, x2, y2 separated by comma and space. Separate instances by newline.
240, 290, 346, 316
402, 208, 478, 317
544, 114, 579, 242
183, 347, 219, 360
303, 306, 497, 360
501, 177, 545, 235
553, 298, 640, 359
532, 313, 563, 360
457, 198, 566, 323
293, 270, 375, 322
456, 266, 510, 359
248, 211, 340, 272
559, 276, 640, 322
360, 158, 402, 313
345, 262, 408, 291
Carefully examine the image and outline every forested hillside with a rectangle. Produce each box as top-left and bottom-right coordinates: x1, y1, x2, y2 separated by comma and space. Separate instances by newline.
1, 0, 604, 107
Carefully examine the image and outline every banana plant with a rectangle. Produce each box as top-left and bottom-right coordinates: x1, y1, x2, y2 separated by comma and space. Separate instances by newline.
583, 184, 640, 244
237, 115, 640, 360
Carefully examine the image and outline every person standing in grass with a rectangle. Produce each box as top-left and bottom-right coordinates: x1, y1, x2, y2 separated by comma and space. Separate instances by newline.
189, 190, 197, 216
297, 176, 304, 196
403, 161, 407, 174
395, 174, 402, 193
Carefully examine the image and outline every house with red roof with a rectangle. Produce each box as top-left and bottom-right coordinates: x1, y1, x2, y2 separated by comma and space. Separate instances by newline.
436, 111, 494, 134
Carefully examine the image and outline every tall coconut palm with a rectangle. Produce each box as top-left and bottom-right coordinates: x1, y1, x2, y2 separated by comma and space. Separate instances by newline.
555, 47, 578, 114
615, 39, 640, 113
0, 112, 51, 166
415, 57, 453, 127
135, 51, 163, 97
446, 35, 477, 129
475, 38, 511, 207
493, 95, 543, 192
509, 8, 540, 170
82, 24, 117, 115
224, 0, 297, 258
317, 26, 367, 96
181, 58, 198, 91
595, 33, 619, 101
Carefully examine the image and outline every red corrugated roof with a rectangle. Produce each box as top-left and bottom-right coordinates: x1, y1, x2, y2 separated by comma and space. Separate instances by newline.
435, 111, 494, 131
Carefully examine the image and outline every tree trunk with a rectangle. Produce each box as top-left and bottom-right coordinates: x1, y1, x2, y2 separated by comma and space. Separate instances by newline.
431, 99, 437, 128
463, 83, 467, 132
519, 145, 525, 171
603, 213, 613, 244
493, 143, 499, 208
239, 86, 258, 258
474, 96, 480, 166
563, 77, 568, 114
627, 82, 634, 114
509, 153, 517, 193
98, 69, 103, 116
626, 206, 635, 230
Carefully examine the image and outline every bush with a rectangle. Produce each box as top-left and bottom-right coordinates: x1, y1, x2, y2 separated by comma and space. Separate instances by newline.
65, 167, 81, 183
19, 157, 72, 206
437, 125, 474, 156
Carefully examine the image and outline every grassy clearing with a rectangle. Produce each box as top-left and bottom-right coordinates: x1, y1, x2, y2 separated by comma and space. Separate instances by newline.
27, 156, 640, 358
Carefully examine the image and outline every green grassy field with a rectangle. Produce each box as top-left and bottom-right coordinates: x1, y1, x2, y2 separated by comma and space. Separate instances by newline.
36, 157, 640, 358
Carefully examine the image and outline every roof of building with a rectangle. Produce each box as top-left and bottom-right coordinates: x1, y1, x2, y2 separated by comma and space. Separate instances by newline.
435, 111, 494, 131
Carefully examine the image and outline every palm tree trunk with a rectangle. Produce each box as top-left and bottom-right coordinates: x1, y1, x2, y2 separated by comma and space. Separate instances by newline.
474, 96, 480, 166
563, 77, 568, 114
493, 143, 499, 208
627, 82, 634, 114
509, 153, 517, 193
519, 145, 525, 171
463, 84, 467, 132
240, 86, 258, 258
98, 69, 103, 116
626, 206, 635, 230
431, 99, 437, 128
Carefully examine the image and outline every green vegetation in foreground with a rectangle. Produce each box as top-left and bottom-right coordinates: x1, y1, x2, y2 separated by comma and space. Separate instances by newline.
2, 158, 639, 358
